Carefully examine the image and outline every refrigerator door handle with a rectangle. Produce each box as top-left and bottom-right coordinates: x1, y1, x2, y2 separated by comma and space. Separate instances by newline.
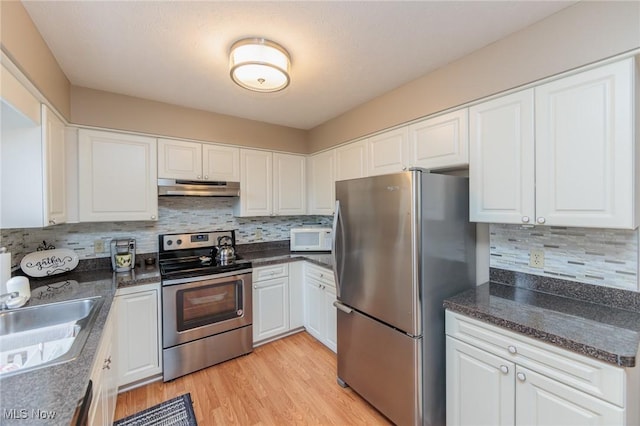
333, 300, 352, 314
332, 200, 345, 298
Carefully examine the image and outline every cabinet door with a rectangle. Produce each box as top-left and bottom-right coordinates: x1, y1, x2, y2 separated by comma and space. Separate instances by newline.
253, 277, 289, 343
116, 289, 161, 387
157, 138, 202, 180
446, 337, 515, 426
515, 366, 624, 426
79, 129, 158, 222
304, 277, 325, 341
307, 150, 335, 215
335, 140, 368, 181
42, 105, 66, 226
535, 59, 635, 228
408, 109, 468, 170
234, 149, 273, 216
89, 302, 117, 426
469, 89, 535, 225
367, 127, 408, 176
323, 285, 337, 352
289, 261, 305, 330
202, 144, 240, 181
273, 153, 306, 215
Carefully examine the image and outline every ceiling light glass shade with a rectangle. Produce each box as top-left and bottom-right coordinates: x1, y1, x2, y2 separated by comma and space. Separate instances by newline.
229, 38, 291, 92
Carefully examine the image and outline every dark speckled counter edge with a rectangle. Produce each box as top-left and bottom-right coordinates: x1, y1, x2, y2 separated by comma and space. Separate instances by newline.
444, 268, 640, 367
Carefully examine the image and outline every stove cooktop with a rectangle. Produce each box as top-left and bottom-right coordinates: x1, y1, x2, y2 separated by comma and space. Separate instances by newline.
158, 230, 251, 281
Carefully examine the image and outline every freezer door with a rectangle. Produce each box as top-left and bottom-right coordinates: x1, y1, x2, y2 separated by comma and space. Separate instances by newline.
334, 172, 420, 335
336, 307, 422, 426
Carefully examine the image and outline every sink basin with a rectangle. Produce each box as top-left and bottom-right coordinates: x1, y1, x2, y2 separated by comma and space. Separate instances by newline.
0, 296, 104, 378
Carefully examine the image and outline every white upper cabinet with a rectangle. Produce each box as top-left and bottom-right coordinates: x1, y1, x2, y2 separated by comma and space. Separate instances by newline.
43, 106, 67, 226
535, 59, 636, 228
335, 139, 368, 181
307, 149, 336, 215
469, 89, 535, 224
408, 109, 469, 170
79, 129, 158, 222
470, 58, 637, 229
367, 127, 409, 176
157, 139, 201, 180
235, 149, 273, 216
1, 101, 68, 228
235, 149, 306, 217
273, 152, 306, 215
158, 138, 239, 182
203, 144, 240, 181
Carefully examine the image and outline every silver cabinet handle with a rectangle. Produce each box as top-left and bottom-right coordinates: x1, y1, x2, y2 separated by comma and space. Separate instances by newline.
49, 219, 56, 225
508, 345, 517, 354
333, 301, 353, 314
103, 356, 112, 370
537, 217, 546, 224
517, 372, 526, 382
500, 365, 509, 374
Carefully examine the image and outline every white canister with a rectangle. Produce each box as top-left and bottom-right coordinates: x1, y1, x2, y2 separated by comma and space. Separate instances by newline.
0, 248, 11, 294
6, 276, 30, 301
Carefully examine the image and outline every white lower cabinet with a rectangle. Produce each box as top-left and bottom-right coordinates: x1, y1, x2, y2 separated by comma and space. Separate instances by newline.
88, 302, 118, 426
115, 283, 162, 390
253, 264, 302, 344
446, 311, 634, 426
303, 263, 337, 352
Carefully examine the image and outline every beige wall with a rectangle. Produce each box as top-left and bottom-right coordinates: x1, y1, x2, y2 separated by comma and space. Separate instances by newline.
308, 1, 640, 153
71, 86, 308, 153
0, 0, 71, 119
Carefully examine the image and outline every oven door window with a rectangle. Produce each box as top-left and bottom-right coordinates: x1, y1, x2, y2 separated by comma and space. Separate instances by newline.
176, 279, 243, 331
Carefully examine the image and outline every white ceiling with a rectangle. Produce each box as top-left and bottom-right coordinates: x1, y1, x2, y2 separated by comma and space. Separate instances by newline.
23, 1, 576, 130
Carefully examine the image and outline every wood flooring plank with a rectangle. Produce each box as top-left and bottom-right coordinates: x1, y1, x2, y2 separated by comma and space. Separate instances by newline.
114, 332, 391, 425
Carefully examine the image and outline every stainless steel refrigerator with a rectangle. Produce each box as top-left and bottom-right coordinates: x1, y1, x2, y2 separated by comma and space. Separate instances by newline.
332, 170, 475, 426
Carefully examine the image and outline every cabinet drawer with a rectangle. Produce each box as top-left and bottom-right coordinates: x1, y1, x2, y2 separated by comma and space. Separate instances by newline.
445, 311, 625, 407
304, 263, 334, 287
253, 264, 288, 282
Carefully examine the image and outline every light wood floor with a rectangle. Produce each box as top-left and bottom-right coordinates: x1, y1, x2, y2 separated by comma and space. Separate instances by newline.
115, 331, 392, 425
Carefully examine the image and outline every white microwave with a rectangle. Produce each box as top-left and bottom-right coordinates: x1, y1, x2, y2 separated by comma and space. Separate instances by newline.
290, 228, 332, 252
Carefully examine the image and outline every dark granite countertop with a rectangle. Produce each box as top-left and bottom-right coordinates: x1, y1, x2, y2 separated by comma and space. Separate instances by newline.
0, 246, 328, 424
0, 271, 116, 425
444, 269, 640, 367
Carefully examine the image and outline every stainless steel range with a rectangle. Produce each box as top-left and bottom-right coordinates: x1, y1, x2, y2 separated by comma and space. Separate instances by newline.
159, 230, 253, 381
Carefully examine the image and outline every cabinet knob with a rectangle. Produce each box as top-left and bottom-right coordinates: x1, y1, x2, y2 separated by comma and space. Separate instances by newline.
500, 365, 509, 374
507, 345, 517, 354
254, 285, 258, 289
516, 372, 526, 382
204, 175, 209, 180
197, 175, 202, 180
151, 215, 156, 220
537, 217, 546, 224
521, 216, 530, 223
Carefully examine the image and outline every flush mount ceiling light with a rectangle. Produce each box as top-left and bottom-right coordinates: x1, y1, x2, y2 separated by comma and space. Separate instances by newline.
229, 38, 291, 93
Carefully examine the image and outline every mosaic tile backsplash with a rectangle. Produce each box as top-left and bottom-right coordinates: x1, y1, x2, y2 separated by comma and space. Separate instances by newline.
0, 197, 332, 269
490, 224, 638, 291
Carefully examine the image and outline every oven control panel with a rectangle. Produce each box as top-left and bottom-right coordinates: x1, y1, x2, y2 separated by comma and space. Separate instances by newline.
160, 231, 235, 251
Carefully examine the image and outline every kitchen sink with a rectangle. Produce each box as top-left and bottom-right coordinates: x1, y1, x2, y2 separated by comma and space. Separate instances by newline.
0, 296, 104, 378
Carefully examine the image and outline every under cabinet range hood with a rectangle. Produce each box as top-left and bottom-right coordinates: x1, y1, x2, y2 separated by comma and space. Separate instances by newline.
158, 179, 240, 197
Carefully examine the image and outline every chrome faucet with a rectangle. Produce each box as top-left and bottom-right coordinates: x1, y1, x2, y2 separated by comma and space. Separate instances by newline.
0, 291, 19, 310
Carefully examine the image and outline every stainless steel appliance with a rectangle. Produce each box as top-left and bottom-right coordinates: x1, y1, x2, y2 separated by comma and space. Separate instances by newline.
159, 230, 252, 381
157, 178, 240, 197
333, 170, 476, 426
110, 238, 136, 272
